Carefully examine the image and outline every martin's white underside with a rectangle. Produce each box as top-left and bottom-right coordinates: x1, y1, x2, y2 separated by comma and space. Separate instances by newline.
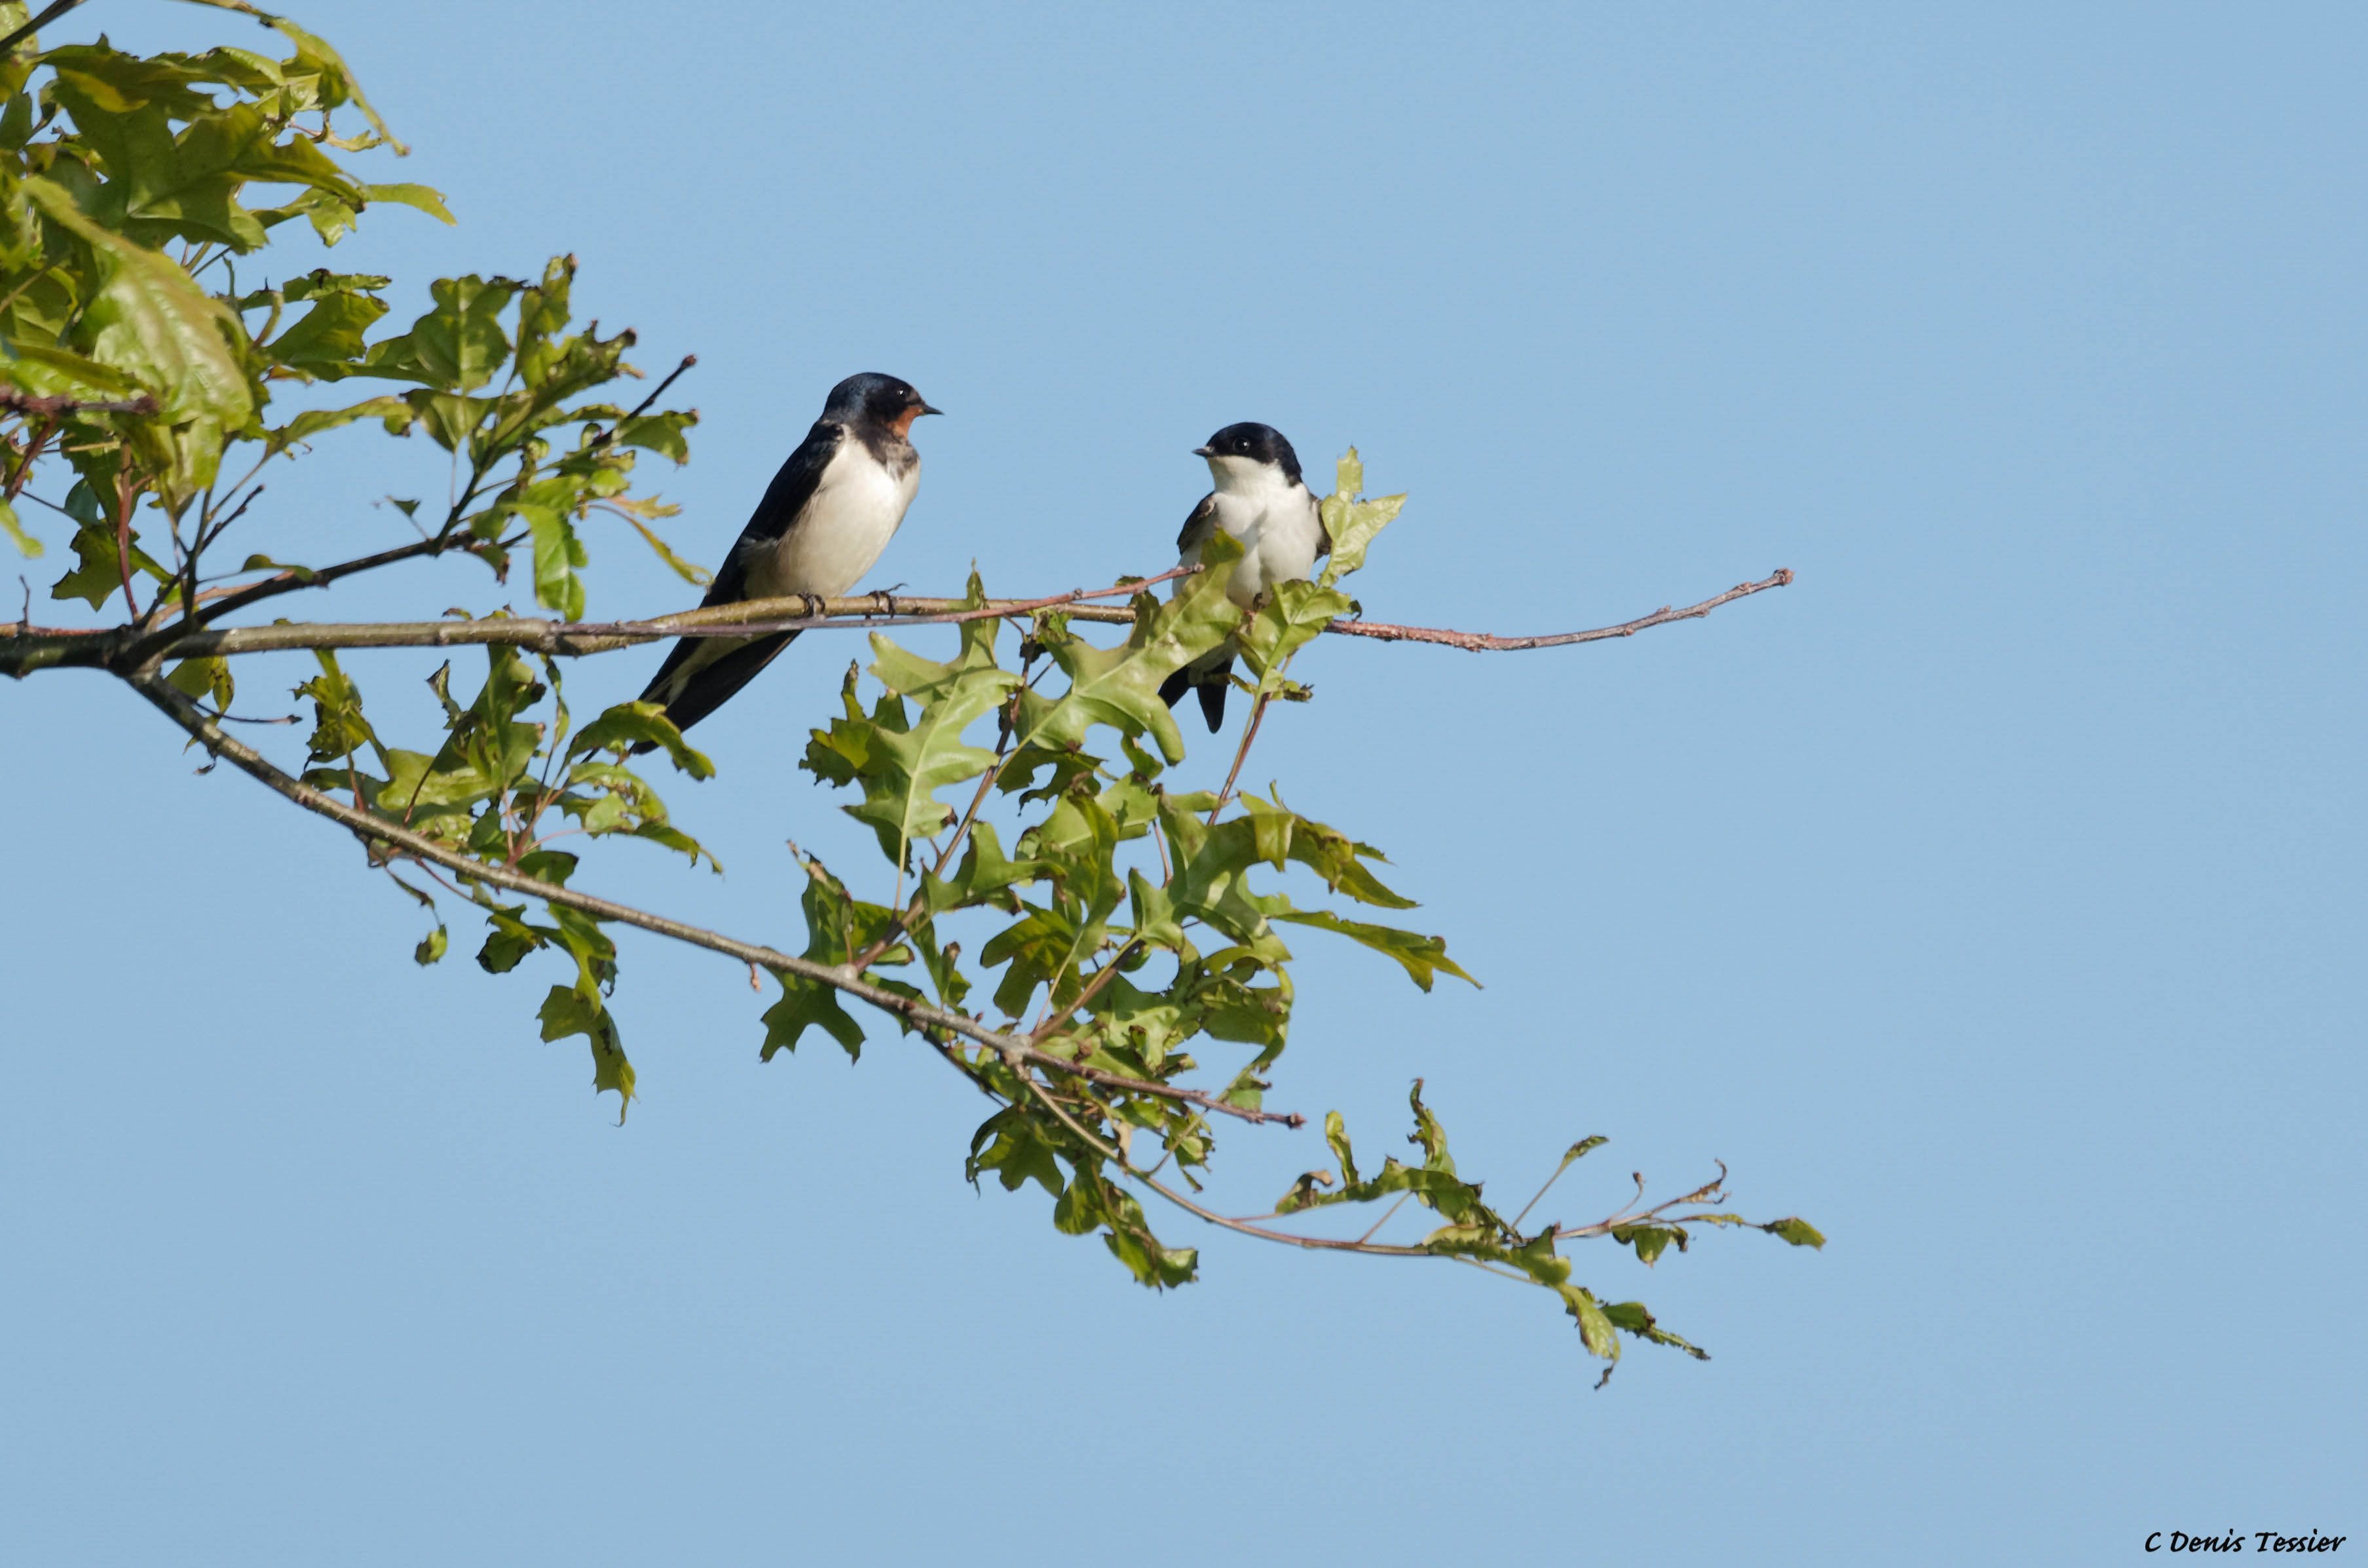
1184, 454, 1324, 608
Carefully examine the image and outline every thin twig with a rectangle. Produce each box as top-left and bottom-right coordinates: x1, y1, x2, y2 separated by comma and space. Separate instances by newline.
1207, 689, 1271, 825
1013, 1068, 1442, 1258
589, 354, 696, 443
1355, 1191, 1413, 1246
1327, 570, 1796, 651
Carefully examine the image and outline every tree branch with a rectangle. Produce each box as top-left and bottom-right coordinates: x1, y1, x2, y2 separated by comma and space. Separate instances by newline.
122, 670, 1304, 1130
0, 388, 159, 417
4, 568, 1794, 677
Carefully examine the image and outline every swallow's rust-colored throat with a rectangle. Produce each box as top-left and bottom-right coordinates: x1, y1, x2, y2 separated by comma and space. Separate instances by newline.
888, 405, 926, 438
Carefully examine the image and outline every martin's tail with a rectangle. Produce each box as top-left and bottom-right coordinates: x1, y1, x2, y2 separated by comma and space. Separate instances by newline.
1157, 653, 1233, 734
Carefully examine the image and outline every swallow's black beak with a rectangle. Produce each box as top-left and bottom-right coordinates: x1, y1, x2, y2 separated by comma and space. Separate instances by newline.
918, 403, 945, 417
1192, 445, 1214, 458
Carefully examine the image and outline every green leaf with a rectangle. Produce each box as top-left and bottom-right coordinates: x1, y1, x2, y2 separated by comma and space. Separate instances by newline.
760, 971, 865, 1061
0, 497, 41, 559
613, 412, 695, 462
757, 858, 897, 1060
1314, 448, 1406, 588
1602, 1300, 1711, 1360
22, 178, 255, 501
848, 618, 1021, 861
616, 510, 710, 586
1613, 1225, 1682, 1267
360, 274, 518, 390
268, 396, 409, 451
0, 343, 137, 400
1559, 1284, 1619, 1361
1402, 1079, 1459, 1179
294, 649, 385, 768
1238, 578, 1353, 684
1270, 908, 1476, 991
1017, 531, 1246, 765
1334, 448, 1364, 500
259, 14, 409, 154
265, 288, 388, 375
568, 700, 715, 778
50, 519, 170, 609
166, 654, 234, 710
414, 925, 448, 965
922, 821, 1043, 914
361, 181, 455, 225
536, 983, 635, 1122
523, 504, 586, 621
966, 1106, 1064, 1197
1765, 1217, 1826, 1249
1325, 1109, 1361, 1185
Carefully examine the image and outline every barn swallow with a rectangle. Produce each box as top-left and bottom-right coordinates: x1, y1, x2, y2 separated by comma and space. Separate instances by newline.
1157, 421, 1328, 731
632, 373, 938, 751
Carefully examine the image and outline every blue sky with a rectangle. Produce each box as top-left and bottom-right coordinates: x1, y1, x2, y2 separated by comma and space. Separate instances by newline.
5, 2, 2363, 1561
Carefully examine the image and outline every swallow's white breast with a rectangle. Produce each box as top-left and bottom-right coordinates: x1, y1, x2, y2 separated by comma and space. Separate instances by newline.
746, 440, 920, 601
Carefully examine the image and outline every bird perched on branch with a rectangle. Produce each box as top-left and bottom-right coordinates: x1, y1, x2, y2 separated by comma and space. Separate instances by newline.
1157, 421, 1328, 731
631, 372, 940, 752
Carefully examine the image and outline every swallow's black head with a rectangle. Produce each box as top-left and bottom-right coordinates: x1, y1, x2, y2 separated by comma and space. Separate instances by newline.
1192, 422, 1302, 486
824, 373, 943, 438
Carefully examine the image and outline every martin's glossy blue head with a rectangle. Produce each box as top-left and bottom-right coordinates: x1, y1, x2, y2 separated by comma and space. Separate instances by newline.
1192, 422, 1303, 487
823, 373, 942, 436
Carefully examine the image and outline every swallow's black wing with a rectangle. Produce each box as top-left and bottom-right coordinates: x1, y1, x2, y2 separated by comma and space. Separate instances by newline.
1159, 491, 1231, 728
630, 420, 844, 749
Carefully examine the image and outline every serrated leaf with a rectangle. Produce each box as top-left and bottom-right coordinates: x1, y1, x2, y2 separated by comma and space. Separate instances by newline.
50, 521, 170, 609
265, 288, 388, 374
1017, 532, 1245, 764
760, 971, 865, 1061
1314, 449, 1405, 589
966, 1106, 1064, 1198
847, 619, 1020, 861
1238, 578, 1352, 684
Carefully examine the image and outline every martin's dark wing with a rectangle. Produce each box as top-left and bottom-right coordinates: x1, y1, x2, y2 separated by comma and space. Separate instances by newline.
1158, 492, 1236, 728
1174, 490, 1218, 559
628, 419, 845, 747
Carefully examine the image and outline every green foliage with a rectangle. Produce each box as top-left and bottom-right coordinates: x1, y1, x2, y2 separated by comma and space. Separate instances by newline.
1, 20, 700, 612
1, 7, 1818, 1373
